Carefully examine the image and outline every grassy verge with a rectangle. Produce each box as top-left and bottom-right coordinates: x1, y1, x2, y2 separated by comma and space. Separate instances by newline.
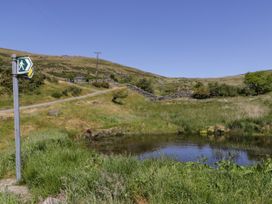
1, 129, 272, 203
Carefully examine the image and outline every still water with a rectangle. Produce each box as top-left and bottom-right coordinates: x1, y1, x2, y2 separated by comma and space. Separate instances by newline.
90, 134, 272, 166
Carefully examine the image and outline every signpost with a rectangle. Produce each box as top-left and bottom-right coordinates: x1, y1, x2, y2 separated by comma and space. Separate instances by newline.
11, 54, 34, 182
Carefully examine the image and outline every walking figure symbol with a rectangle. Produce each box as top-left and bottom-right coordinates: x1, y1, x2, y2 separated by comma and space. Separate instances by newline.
19, 60, 25, 71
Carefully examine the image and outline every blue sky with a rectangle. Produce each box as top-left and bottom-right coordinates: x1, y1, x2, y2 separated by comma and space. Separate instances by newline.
1, 0, 272, 77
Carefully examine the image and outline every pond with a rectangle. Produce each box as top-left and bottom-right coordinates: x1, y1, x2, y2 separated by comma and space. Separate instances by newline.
89, 134, 272, 166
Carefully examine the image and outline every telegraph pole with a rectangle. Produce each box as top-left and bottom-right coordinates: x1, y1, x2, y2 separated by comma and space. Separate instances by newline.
94, 51, 101, 80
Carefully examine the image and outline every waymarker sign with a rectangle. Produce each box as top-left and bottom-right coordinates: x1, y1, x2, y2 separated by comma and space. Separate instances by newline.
12, 54, 35, 182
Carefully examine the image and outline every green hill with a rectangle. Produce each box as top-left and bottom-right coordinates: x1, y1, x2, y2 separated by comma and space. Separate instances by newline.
0, 47, 249, 95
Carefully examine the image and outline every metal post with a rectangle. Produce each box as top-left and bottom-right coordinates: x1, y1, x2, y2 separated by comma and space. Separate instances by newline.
12, 54, 21, 182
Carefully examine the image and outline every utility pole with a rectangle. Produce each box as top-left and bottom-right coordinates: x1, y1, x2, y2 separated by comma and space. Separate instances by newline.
94, 51, 101, 81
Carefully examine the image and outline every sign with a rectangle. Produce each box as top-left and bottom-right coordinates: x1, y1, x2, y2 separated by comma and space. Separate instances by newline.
11, 54, 35, 182
27, 67, 34, 79
16, 57, 33, 75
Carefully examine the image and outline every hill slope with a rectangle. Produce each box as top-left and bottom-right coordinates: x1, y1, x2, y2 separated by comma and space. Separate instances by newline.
0, 48, 249, 95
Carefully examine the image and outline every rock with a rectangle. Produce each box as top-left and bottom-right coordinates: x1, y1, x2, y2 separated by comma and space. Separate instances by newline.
84, 128, 124, 141
0, 179, 30, 201
48, 109, 60, 117
83, 128, 93, 140
42, 197, 62, 204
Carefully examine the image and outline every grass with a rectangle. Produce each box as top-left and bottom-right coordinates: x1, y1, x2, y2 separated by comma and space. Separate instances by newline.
1, 89, 271, 150
1, 129, 272, 203
0, 193, 20, 204
0, 80, 97, 109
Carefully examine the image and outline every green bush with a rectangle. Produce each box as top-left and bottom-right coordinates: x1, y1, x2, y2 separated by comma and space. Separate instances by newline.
110, 74, 118, 82
92, 81, 110, 89
192, 82, 210, 99
51, 91, 63, 98
208, 82, 240, 97
0, 67, 45, 95
193, 82, 241, 99
62, 89, 69, 96
112, 89, 128, 104
68, 86, 82, 96
244, 71, 272, 95
136, 78, 154, 93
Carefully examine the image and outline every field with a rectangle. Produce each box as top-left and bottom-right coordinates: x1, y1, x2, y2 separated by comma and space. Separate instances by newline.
1, 48, 272, 203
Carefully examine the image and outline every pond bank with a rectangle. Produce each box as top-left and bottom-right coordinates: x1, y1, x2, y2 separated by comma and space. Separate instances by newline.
1, 130, 272, 203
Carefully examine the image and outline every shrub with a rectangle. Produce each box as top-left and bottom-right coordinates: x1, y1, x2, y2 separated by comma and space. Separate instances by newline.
0, 68, 45, 94
68, 86, 82, 96
136, 78, 154, 93
112, 90, 128, 105
244, 71, 272, 95
51, 91, 62, 98
110, 74, 118, 82
92, 81, 110, 89
192, 82, 210, 99
208, 82, 240, 97
62, 89, 69, 96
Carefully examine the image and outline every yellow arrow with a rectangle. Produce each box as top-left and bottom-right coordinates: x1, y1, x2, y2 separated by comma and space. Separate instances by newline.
27, 67, 34, 79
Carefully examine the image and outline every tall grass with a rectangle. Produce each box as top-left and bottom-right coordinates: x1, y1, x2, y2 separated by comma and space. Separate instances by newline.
0, 193, 20, 204
1, 130, 272, 203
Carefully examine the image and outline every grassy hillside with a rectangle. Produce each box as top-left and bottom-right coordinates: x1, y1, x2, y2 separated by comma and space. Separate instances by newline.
1, 48, 272, 203
0, 48, 250, 97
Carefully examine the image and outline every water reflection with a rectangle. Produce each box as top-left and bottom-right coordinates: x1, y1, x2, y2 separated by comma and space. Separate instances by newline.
89, 134, 272, 166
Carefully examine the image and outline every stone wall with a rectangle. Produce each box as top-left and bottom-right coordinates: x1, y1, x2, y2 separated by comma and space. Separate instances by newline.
126, 84, 193, 101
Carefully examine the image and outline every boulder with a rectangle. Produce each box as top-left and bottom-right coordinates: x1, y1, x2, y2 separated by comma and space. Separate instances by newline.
48, 109, 60, 117
42, 197, 62, 204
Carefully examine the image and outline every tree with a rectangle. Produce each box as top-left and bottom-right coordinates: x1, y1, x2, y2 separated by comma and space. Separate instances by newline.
244, 71, 272, 95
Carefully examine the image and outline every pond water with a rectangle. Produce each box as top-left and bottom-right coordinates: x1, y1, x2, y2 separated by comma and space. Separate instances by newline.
90, 134, 272, 166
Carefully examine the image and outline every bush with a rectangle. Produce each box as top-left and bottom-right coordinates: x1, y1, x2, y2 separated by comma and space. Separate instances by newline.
62, 89, 69, 96
244, 71, 272, 95
192, 82, 241, 99
68, 86, 82, 96
51, 91, 62, 98
208, 82, 240, 97
192, 82, 210, 99
110, 74, 118, 82
112, 90, 128, 105
92, 81, 110, 89
0, 68, 45, 94
136, 78, 154, 93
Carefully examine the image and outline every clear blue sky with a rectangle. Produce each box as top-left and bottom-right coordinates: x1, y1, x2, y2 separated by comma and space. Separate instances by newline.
1, 0, 272, 77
